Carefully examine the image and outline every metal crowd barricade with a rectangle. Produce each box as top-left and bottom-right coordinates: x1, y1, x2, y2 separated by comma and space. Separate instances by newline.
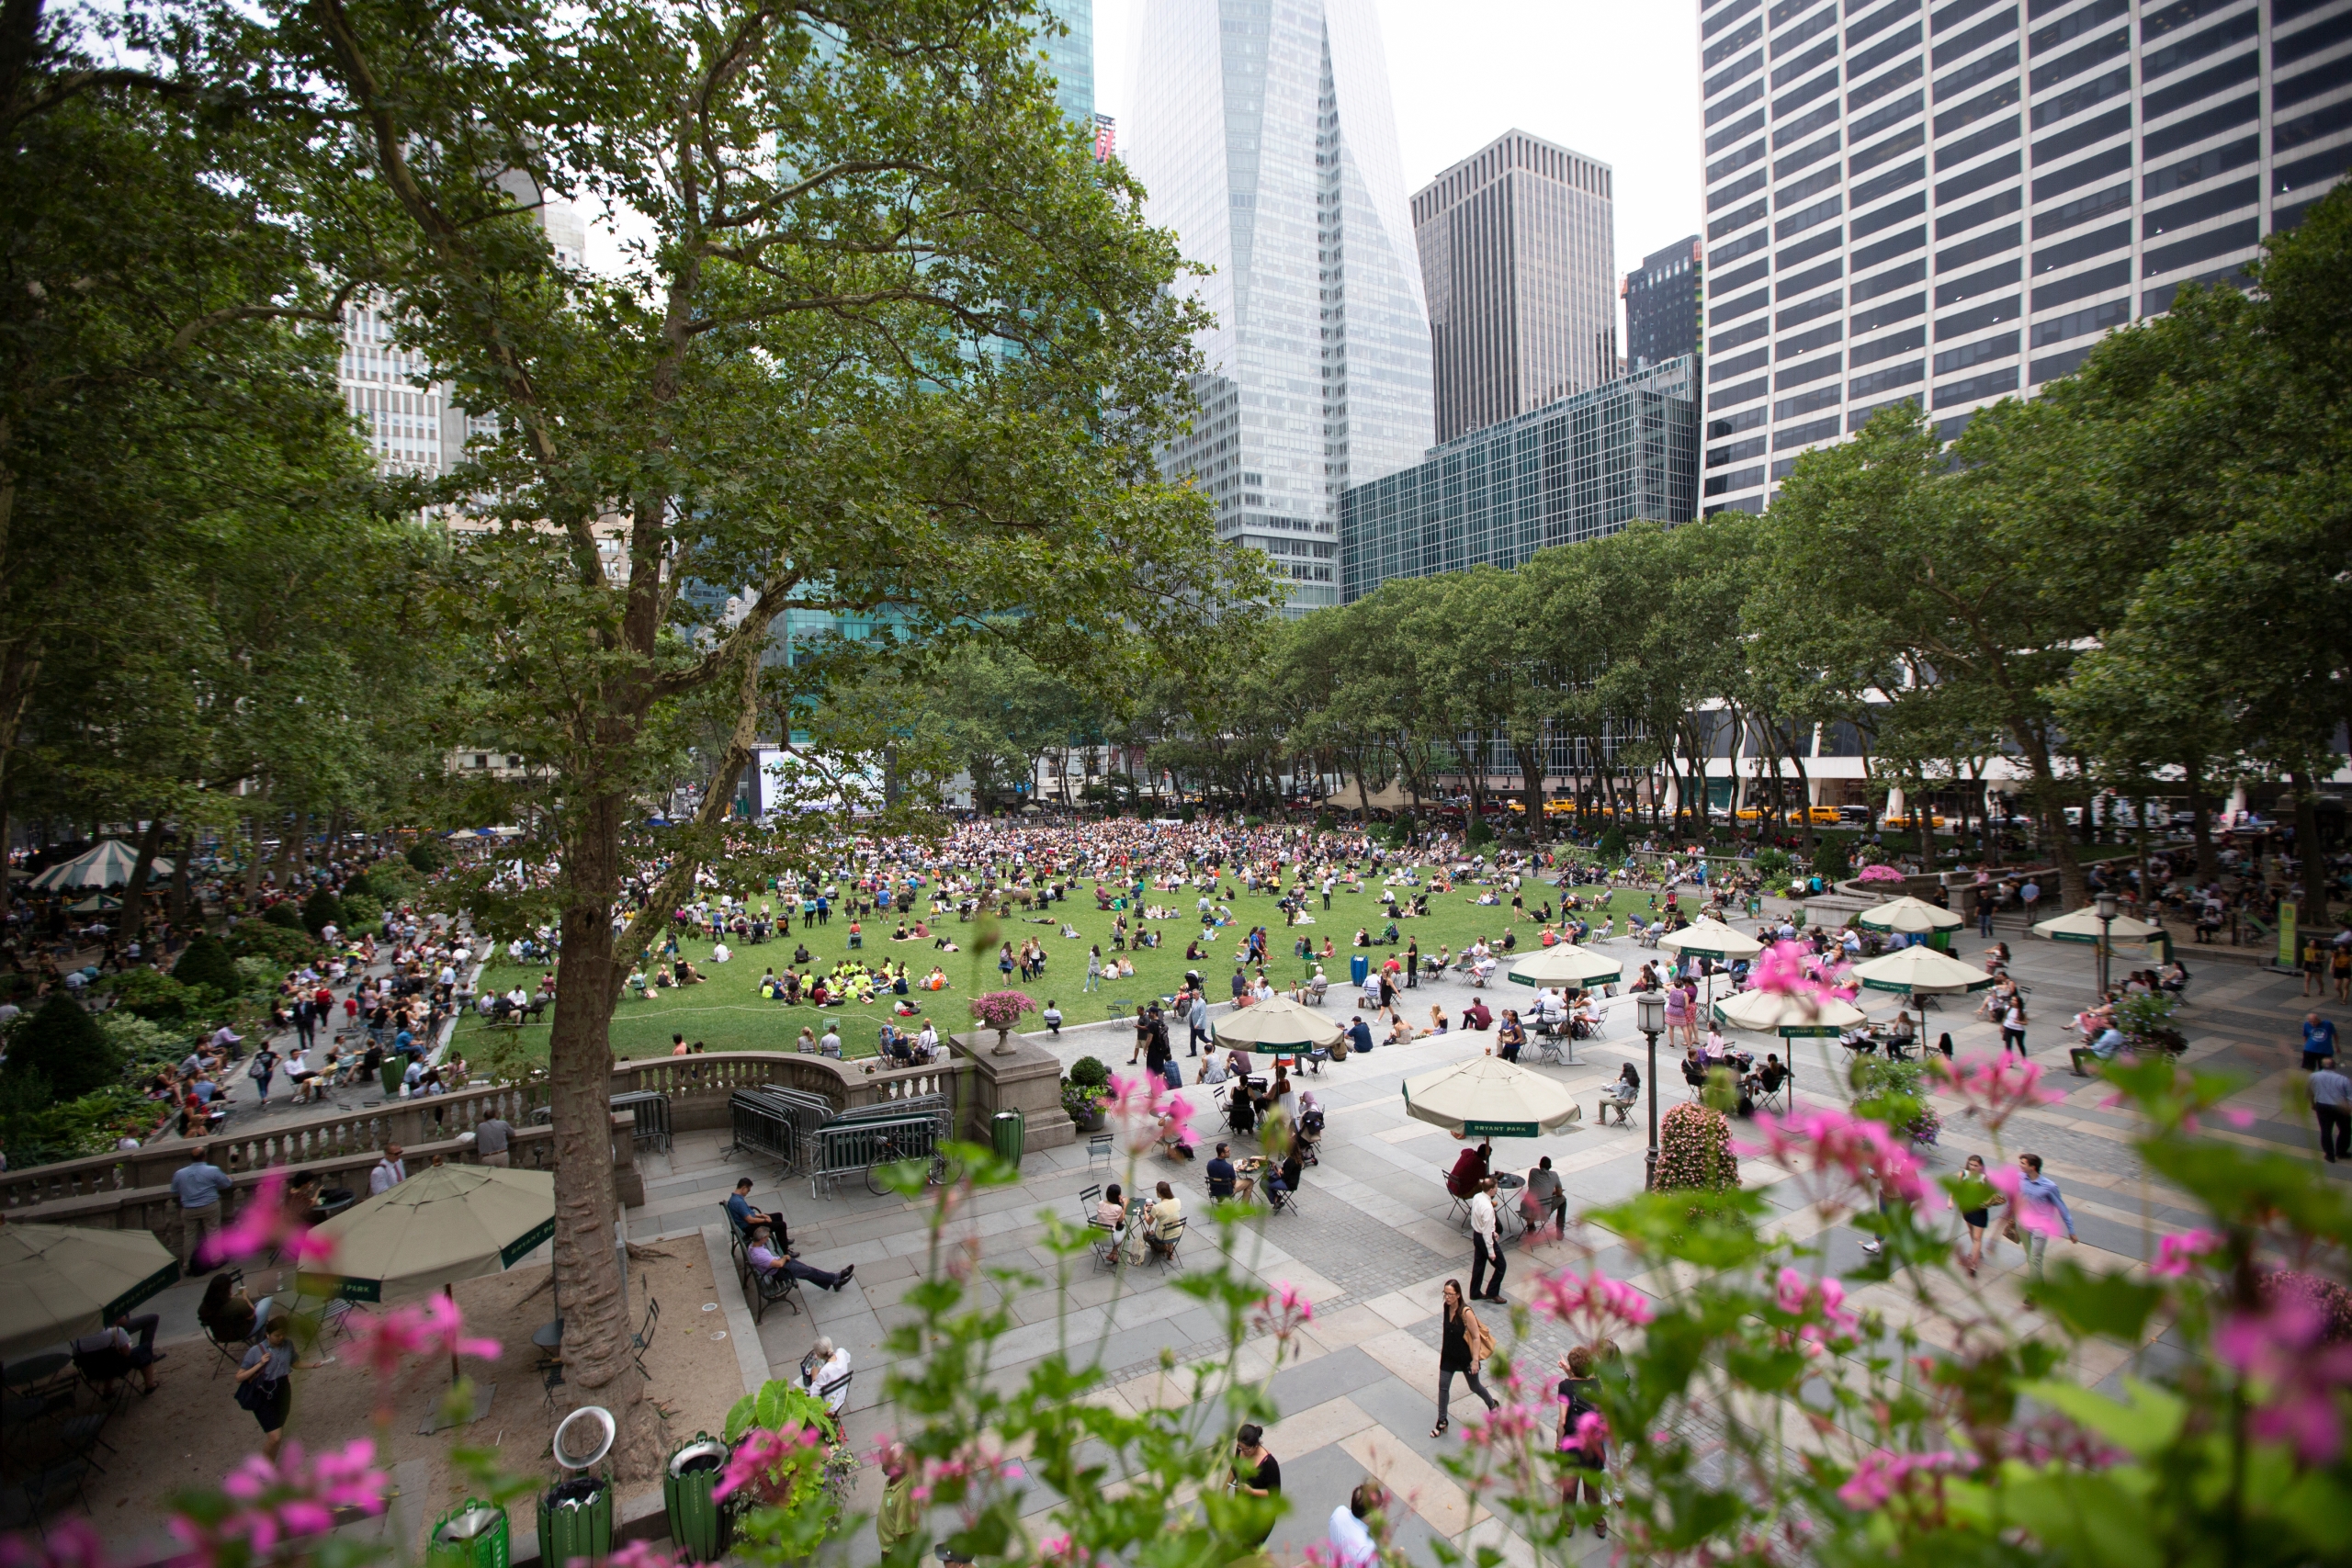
828, 1093, 947, 1128
608, 1089, 673, 1154
810, 1113, 944, 1198
723, 1086, 835, 1173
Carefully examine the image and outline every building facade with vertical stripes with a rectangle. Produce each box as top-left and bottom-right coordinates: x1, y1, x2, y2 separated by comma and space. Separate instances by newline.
1412, 130, 1622, 446
1697, 0, 2352, 516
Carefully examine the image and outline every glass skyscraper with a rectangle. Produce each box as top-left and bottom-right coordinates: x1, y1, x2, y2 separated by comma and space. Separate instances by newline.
1338, 356, 1700, 600
1696, 0, 2352, 517
1038, 0, 1095, 126
1128, 0, 1436, 612
1624, 234, 1706, 370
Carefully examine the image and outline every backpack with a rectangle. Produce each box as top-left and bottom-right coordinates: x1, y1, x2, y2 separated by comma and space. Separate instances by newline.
1560, 1394, 1606, 1469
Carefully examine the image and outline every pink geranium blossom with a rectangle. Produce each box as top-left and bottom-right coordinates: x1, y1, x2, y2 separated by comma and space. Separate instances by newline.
1530, 1267, 1655, 1339
1252, 1282, 1316, 1341
0, 1519, 106, 1568
196, 1165, 338, 1271
1101, 1072, 1197, 1154
1771, 1268, 1860, 1344
1930, 1055, 2063, 1134
2216, 1297, 2352, 1464
1747, 941, 1857, 1007
348, 1295, 501, 1419
1836, 1449, 1968, 1508
2150, 1229, 2224, 1279
1737, 1107, 1938, 1215
170, 1440, 390, 1560
1983, 1167, 2066, 1237
714, 1426, 825, 1505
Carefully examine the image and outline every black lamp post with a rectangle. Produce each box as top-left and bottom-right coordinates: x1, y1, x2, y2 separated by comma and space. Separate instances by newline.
1638, 991, 1667, 1190
2095, 891, 2119, 997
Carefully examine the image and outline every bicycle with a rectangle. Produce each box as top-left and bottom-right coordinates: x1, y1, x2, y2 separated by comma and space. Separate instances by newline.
864, 1129, 960, 1195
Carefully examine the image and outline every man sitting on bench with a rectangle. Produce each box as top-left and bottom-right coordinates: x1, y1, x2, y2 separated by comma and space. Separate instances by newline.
726, 1177, 786, 1235
745, 1224, 856, 1293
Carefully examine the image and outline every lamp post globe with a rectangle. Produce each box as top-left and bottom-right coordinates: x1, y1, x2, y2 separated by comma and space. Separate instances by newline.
1636, 991, 1668, 1190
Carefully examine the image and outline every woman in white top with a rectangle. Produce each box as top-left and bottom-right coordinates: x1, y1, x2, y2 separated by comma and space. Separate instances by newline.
800, 1336, 852, 1418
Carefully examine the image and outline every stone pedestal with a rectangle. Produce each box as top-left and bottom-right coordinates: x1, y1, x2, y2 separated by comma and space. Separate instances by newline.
954, 1033, 1075, 1156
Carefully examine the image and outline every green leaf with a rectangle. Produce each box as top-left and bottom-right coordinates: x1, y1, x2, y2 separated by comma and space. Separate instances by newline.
2017, 1377, 2184, 1460
2030, 1259, 2165, 1343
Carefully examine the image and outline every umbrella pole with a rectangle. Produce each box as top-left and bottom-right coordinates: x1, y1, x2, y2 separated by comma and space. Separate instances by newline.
447, 1282, 459, 1384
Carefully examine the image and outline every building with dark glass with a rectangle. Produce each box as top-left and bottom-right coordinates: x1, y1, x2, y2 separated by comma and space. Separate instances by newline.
1624, 235, 1705, 370
1338, 356, 1699, 600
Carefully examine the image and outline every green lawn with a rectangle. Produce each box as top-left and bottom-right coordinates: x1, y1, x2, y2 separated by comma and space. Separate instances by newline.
450, 870, 1690, 1066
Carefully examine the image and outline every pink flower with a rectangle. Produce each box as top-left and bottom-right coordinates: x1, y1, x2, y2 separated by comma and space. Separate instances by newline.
347, 1296, 499, 1417
1566, 1410, 1610, 1456
1102, 1072, 1196, 1154
1770, 1268, 1860, 1344
1983, 1167, 2065, 1237
1930, 1056, 2063, 1134
2216, 1298, 2352, 1464
1836, 1449, 1966, 1509
197, 1166, 338, 1271
606, 1543, 685, 1568
714, 1426, 824, 1505
1252, 1282, 1316, 1340
1464, 1399, 1544, 1450
170, 1440, 389, 1560
1747, 941, 1856, 1008
1531, 1267, 1655, 1338
1737, 1107, 1937, 1215
0, 1519, 105, 1568
2150, 1229, 2223, 1279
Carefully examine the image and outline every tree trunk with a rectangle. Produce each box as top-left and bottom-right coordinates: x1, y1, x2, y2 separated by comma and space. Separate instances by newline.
243, 811, 270, 901
0, 642, 38, 884
2186, 758, 2222, 882
168, 827, 193, 931
1513, 736, 1547, 840
122, 811, 166, 941
2290, 769, 2329, 924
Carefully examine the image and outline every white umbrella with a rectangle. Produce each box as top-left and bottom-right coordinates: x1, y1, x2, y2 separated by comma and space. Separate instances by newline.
0, 1224, 180, 1359
1856, 896, 1963, 934
2032, 908, 2163, 945
304, 1165, 555, 1303
1713, 987, 1867, 1039
1209, 994, 1342, 1052
1657, 917, 1764, 960
1402, 1042, 1583, 1138
1506, 943, 1623, 988
1849, 945, 1996, 996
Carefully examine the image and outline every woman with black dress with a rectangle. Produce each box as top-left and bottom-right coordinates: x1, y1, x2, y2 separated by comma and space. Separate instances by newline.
1432, 1280, 1498, 1437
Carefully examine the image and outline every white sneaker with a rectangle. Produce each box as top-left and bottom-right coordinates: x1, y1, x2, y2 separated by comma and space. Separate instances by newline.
1860, 1239, 1883, 1255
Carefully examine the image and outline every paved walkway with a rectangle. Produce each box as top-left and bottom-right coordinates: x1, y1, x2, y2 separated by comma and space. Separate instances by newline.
600, 908, 2346, 1568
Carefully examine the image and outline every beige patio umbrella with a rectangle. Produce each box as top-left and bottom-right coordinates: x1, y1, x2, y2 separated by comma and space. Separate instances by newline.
1713, 986, 1868, 1039
1211, 994, 1343, 1052
0, 1224, 179, 1359
302, 1165, 555, 1303
1506, 943, 1623, 988
1849, 944, 1997, 997
1402, 1043, 1583, 1139
1856, 896, 1963, 934
1657, 917, 1765, 960
2032, 907, 2164, 946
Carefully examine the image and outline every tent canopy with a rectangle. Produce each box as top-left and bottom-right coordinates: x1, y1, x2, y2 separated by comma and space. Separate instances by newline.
304, 1166, 556, 1303
1506, 943, 1623, 988
0, 1224, 179, 1359
1403, 1043, 1582, 1139
28, 840, 175, 892
1212, 995, 1343, 1051
1856, 896, 1963, 934
1317, 777, 1418, 813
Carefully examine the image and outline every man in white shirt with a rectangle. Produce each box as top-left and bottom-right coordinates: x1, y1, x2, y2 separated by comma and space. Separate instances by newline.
1468, 1178, 1505, 1303
1327, 1483, 1385, 1568
370, 1145, 407, 1195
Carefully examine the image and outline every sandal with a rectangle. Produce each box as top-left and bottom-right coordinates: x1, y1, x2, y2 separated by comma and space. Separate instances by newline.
1430, 1419, 1448, 1438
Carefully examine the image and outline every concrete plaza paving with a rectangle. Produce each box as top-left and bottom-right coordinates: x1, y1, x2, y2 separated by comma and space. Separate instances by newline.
606, 908, 2344, 1568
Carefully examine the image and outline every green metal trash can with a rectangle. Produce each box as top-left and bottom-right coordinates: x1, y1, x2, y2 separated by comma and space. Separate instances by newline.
663, 1434, 734, 1562
380, 1059, 403, 1098
991, 1107, 1026, 1168
425, 1501, 510, 1568
537, 1472, 612, 1564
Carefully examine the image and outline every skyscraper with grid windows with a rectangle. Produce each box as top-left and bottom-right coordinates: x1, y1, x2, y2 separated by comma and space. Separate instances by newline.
1128, 0, 1435, 612
1696, 0, 2352, 517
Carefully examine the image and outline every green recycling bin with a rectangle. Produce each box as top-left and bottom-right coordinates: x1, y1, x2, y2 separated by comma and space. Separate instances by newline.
991, 1107, 1026, 1168
663, 1434, 734, 1562
381, 1059, 403, 1098
537, 1472, 612, 1564
425, 1501, 509, 1568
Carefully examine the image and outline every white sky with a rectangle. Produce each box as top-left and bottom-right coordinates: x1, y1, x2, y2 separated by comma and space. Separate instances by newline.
1092, 0, 1704, 292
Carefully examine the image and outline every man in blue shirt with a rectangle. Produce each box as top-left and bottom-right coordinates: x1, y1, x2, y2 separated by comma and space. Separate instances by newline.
1347, 1016, 1374, 1055
726, 1177, 784, 1235
2013, 1153, 2077, 1306
2070, 1021, 2130, 1077
1204, 1143, 1238, 1200
171, 1146, 237, 1271
2301, 1012, 2338, 1072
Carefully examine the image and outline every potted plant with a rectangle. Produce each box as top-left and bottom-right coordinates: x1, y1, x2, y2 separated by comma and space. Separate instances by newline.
970, 990, 1038, 1055
1062, 1055, 1110, 1130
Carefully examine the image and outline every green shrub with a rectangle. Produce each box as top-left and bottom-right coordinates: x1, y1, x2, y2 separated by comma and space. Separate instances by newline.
5, 995, 126, 1099
1068, 1055, 1110, 1088
263, 901, 303, 931
1466, 818, 1496, 847
1599, 825, 1628, 861
1654, 1102, 1739, 1193
1315, 810, 1336, 832
233, 956, 279, 994
99, 970, 196, 1022
339, 892, 382, 930
174, 931, 242, 996
300, 887, 346, 935
1752, 847, 1792, 882
367, 858, 424, 897
0, 1080, 153, 1168
339, 869, 381, 901
225, 919, 315, 966
1851, 1056, 1941, 1146
1812, 835, 1853, 883
406, 840, 446, 874
95, 1010, 185, 1066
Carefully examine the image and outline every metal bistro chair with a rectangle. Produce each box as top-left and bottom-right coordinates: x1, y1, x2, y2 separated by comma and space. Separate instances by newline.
1087, 1133, 1114, 1173
630, 1296, 662, 1380
1144, 1214, 1188, 1270
1079, 1186, 1121, 1269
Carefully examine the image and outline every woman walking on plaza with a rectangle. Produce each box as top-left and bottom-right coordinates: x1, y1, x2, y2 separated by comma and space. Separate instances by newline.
1431, 1280, 1498, 1437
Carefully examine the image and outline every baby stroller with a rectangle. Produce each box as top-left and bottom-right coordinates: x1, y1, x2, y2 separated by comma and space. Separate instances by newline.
1295, 1108, 1324, 1167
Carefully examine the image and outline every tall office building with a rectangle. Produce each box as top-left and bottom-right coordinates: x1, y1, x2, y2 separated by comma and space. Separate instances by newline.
1696, 0, 2352, 516
1039, 0, 1095, 123
1339, 356, 1701, 600
1129, 0, 1435, 612
1625, 235, 1706, 369
1413, 130, 1622, 445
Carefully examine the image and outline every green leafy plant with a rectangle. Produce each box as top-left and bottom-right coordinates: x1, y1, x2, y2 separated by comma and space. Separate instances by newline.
340, 892, 383, 930
2116, 990, 2187, 1054
1752, 846, 1792, 881
263, 901, 303, 931
172, 931, 242, 996
405, 840, 446, 874
225, 919, 317, 966
1067, 1055, 1110, 1089
3, 995, 126, 1099
300, 886, 346, 935
1852, 1054, 1942, 1145
1653, 1100, 1739, 1192
95, 1009, 185, 1066
98, 969, 198, 1022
